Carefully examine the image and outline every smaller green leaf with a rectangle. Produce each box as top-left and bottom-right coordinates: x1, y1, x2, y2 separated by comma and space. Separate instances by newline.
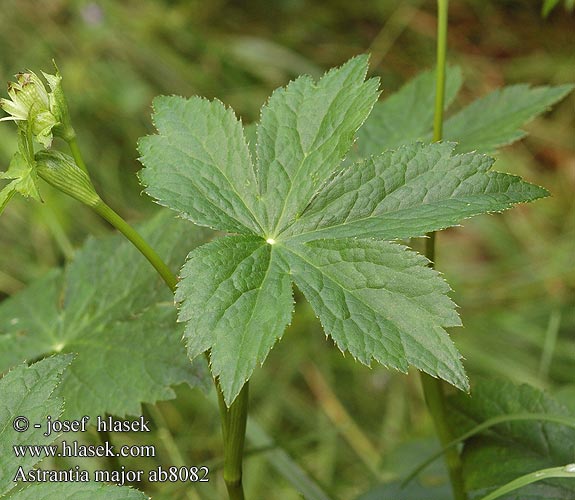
443, 84, 574, 154
357, 66, 462, 155
356, 69, 572, 157
0, 179, 17, 213
0, 355, 73, 496
0, 140, 41, 216
280, 238, 467, 390
448, 379, 575, 499
176, 236, 294, 405
0, 152, 40, 199
0, 212, 212, 418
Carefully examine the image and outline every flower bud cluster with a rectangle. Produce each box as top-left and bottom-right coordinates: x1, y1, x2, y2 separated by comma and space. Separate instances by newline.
0, 66, 97, 215
0, 69, 73, 147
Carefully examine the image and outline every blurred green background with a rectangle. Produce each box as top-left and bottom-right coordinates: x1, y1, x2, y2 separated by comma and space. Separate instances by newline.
0, 1, 573, 498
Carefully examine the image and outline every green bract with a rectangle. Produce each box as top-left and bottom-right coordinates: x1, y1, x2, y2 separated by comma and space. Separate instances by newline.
35, 150, 100, 207
138, 55, 549, 406
0, 128, 41, 215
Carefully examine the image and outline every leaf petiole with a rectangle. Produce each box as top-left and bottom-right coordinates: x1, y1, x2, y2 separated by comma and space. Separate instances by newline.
91, 200, 178, 291
67, 135, 89, 174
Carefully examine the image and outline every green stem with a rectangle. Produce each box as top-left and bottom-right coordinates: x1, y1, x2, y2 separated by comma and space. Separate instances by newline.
218, 383, 249, 500
419, 2, 467, 500
92, 200, 178, 291
420, 374, 466, 499
433, 0, 449, 143
67, 136, 89, 175
65, 141, 247, 499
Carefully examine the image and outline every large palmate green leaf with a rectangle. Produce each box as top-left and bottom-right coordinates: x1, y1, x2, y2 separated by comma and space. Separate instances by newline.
442, 83, 574, 154
280, 238, 466, 389
0, 212, 212, 417
176, 235, 294, 404
255, 55, 379, 234
357, 69, 572, 155
140, 56, 550, 405
0, 356, 72, 496
282, 142, 548, 242
448, 379, 575, 499
138, 96, 262, 234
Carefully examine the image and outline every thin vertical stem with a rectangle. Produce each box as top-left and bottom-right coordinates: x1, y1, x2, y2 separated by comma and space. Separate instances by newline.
420, 374, 466, 499
67, 136, 89, 174
65, 142, 248, 500
419, 1, 467, 500
433, 0, 449, 143
218, 383, 249, 500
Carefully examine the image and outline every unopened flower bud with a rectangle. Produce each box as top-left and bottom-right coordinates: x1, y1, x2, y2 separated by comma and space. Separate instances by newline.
43, 68, 75, 142
35, 151, 100, 207
0, 67, 74, 147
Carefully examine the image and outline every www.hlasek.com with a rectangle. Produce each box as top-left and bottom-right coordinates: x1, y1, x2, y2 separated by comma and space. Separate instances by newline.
14, 439, 156, 459
11, 414, 209, 486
